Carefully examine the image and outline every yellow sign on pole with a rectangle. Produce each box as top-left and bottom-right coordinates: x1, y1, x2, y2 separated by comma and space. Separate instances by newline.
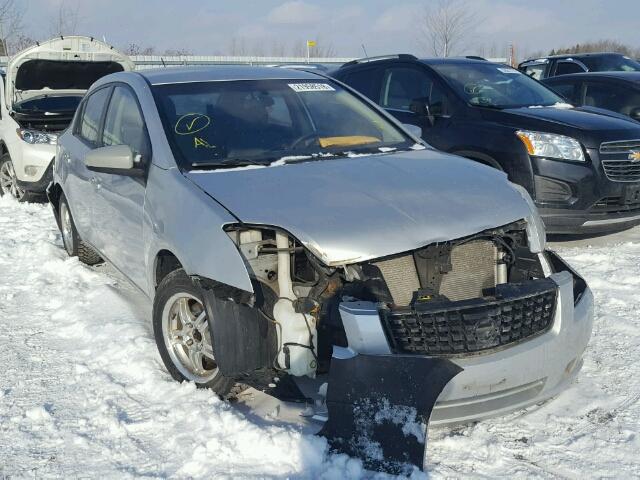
307, 40, 316, 47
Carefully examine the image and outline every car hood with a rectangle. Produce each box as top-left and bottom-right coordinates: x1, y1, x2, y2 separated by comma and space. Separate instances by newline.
185, 150, 533, 265
6, 36, 134, 109
481, 106, 640, 147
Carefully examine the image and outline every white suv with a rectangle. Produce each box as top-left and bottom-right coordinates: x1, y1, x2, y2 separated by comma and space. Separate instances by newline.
0, 36, 133, 200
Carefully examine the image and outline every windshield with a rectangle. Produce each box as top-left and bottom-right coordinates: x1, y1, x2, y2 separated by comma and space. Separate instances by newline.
432, 63, 564, 109
580, 55, 640, 72
14, 94, 82, 113
152, 79, 412, 169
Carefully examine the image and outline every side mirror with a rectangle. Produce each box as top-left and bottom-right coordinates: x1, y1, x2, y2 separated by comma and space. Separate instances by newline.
409, 97, 436, 126
85, 144, 136, 173
409, 98, 430, 117
402, 123, 423, 139
630, 107, 640, 122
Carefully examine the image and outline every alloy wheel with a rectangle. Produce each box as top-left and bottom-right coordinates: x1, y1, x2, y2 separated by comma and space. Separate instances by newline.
0, 160, 25, 200
59, 201, 74, 255
161, 293, 219, 383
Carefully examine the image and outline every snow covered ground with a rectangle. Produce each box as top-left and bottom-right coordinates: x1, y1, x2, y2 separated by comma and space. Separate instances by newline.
0, 196, 638, 479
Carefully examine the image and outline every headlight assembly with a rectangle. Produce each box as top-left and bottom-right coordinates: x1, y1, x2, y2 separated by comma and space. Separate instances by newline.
516, 130, 585, 162
17, 128, 58, 145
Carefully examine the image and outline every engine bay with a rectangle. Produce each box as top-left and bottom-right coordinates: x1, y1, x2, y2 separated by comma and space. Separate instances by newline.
222, 220, 549, 378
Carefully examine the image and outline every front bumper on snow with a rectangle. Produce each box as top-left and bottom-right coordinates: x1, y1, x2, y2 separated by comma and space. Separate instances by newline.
336, 253, 594, 426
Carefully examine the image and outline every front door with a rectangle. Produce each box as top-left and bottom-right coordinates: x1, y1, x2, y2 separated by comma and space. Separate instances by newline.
89, 85, 150, 291
378, 65, 453, 150
66, 86, 113, 243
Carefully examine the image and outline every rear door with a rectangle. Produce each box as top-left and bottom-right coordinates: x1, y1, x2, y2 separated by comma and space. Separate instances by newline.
338, 66, 383, 101
64, 86, 113, 242
89, 84, 151, 291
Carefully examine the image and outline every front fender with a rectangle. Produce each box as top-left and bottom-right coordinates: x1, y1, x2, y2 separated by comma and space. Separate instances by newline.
144, 165, 253, 298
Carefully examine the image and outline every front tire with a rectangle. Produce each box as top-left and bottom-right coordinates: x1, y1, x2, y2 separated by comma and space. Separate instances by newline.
0, 154, 26, 201
153, 269, 234, 395
58, 193, 103, 265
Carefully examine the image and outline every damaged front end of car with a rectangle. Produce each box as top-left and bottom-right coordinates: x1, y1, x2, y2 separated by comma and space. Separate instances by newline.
194, 218, 592, 474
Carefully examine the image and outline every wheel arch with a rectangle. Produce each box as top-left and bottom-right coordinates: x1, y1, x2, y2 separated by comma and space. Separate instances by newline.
154, 249, 185, 289
452, 150, 504, 171
47, 183, 64, 227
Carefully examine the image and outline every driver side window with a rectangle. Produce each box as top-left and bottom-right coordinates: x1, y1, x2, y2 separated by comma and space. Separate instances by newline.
102, 86, 150, 160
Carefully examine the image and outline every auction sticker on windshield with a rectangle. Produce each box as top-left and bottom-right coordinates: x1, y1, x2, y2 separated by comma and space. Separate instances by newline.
288, 83, 335, 92
497, 67, 519, 74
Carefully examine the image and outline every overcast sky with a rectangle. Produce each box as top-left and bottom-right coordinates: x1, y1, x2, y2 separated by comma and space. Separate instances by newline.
20, 0, 640, 59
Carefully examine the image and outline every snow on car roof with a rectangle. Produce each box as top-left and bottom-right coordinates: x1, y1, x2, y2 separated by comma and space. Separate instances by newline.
140, 65, 322, 85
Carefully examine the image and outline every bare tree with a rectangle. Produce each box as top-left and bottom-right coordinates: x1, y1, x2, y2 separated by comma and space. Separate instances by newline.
419, 0, 476, 57
124, 43, 156, 56
49, 0, 82, 37
162, 48, 193, 56
552, 39, 636, 56
6, 33, 36, 54
0, 0, 24, 55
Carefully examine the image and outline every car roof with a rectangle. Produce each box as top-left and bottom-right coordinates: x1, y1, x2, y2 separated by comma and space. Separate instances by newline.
544, 71, 640, 82
138, 65, 323, 85
520, 52, 627, 65
418, 57, 502, 66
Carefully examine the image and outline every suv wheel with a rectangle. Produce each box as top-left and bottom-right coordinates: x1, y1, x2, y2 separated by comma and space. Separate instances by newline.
58, 194, 103, 265
153, 269, 233, 395
0, 154, 25, 201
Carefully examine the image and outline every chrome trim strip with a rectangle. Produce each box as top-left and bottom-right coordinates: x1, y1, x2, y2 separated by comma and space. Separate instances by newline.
583, 213, 640, 226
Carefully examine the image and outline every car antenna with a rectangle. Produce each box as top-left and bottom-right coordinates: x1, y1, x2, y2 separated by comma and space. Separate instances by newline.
361, 43, 369, 59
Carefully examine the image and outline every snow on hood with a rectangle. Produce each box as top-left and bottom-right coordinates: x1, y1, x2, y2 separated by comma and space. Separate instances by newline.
185, 150, 533, 265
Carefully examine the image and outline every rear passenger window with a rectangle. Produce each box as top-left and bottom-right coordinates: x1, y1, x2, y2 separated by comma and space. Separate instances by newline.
341, 68, 380, 100
79, 87, 111, 144
555, 61, 586, 76
102, 86, 149, 157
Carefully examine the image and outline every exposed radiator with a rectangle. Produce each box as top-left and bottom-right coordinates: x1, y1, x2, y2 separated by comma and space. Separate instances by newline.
440, 240, 497, 301
372, 255, 420, 306
372, 240, 498, 306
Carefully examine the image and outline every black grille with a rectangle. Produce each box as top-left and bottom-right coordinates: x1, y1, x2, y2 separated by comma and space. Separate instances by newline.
593, 196, 640, 215
600, 140, 640, 182
381, 278, 557, 356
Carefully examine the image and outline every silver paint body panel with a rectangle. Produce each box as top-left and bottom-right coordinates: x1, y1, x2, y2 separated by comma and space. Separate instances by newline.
186, 151, 533, 265
55, 66, 534, 295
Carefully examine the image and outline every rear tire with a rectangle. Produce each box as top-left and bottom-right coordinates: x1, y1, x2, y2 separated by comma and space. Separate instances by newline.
58, 193, 103, 265
153, 268, 234, 395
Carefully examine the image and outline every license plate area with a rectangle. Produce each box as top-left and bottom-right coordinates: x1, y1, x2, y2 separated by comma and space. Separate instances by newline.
623, 184, 640, 204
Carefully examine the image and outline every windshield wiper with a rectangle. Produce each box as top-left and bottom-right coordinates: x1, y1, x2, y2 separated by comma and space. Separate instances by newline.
191, 157, 269, 169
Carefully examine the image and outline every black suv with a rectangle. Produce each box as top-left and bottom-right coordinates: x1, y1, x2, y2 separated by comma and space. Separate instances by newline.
518, 53, 640, 80
331, 55, 640, 234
